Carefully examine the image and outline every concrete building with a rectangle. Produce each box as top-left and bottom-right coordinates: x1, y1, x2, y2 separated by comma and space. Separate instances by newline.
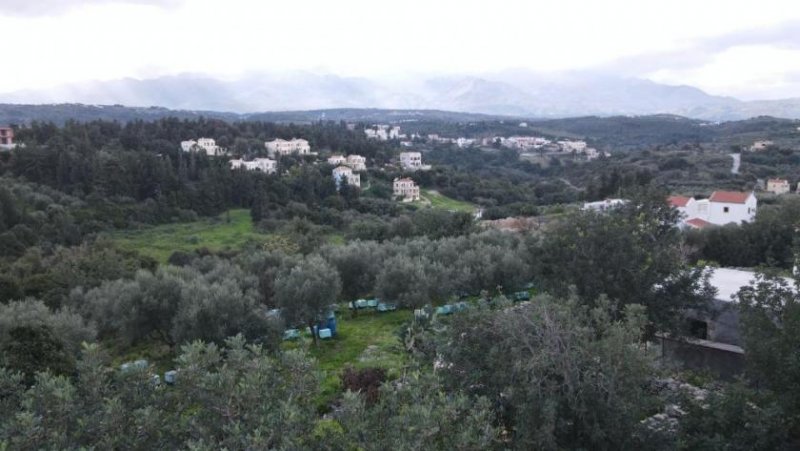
365, 125, 400, 141
346, 154, 367, 171
670, 191, 757, 227
0, 126, 15, 149
660, 267, 795, 379
393, 177, 420, 202
582, 198, 627, 212
557, 140, 588, 153
399, 151, 430, 171
749, 140, 774, 152
181, 138, 222, 156
229, 158, 276, 174
767, 178, 791, 195
327, 155, 347, 166
265, 138, 311, 156
333, 166, 360, 188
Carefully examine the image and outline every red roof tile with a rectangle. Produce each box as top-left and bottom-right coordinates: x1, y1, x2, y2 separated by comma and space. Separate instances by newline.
685, 218, 714, 229
709, 191, 751, 204
668, 195, 691, 207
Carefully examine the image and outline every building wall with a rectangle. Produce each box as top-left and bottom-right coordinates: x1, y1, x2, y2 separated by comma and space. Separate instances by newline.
707, 196, 756, 225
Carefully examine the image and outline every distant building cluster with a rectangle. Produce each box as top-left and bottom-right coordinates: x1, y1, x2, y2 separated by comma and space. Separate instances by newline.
181, 138, 224, 156
364, 125, 401, 141
393, 177, 420, 202
265, 138, 311, 156
582, 198, 628, 212
229, 158, 277, 174
669, 191, 757, 229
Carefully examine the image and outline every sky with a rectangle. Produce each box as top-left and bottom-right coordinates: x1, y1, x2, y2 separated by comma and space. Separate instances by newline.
1, 0, 799, 100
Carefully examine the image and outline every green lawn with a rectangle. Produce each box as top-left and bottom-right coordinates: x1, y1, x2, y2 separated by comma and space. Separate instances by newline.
111, 209, 270, 263
420, 189, 476, 213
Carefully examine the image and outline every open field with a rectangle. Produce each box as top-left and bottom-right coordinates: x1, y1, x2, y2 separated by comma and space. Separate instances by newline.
420, 189, 476, 213
111, 209, 269, 262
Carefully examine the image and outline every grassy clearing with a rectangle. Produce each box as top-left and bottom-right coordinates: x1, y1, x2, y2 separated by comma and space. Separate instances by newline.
288, 308, 412, 407
111, 209, 267, 262
420, 189, 476, 213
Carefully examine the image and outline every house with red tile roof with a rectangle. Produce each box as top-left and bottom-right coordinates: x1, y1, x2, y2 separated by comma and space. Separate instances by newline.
668, 191, 756, 228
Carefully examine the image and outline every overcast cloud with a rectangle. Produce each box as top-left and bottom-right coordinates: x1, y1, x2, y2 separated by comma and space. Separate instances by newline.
0, 0, 798, 100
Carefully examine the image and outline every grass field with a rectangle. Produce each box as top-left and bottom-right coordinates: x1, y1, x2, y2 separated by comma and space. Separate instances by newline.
287, 308, 412, 408
111, 209, 270, 262
420, 189, 476, 213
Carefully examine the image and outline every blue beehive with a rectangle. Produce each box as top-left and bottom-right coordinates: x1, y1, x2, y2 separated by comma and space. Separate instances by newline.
283, 329, 301, 340
453, 301, 468, 312
318, 328, 333, 339
164, 370, 177, 385
354, 299, 368, 309
366, 299, 379, 308
514, 291, 531, 302
325, 311, 337, 336
436, 305, 453, 315
377, 302, 397, 312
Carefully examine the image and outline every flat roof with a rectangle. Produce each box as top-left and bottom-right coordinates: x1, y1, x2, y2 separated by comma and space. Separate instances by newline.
708, 267, 794, 303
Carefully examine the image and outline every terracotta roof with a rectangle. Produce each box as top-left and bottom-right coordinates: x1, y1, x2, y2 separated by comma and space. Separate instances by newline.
668, 195, 692, 207
685, 218, 714, 229
709, 191, 751, 204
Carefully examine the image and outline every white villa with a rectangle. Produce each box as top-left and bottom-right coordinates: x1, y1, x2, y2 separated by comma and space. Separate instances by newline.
181, 138, 223, 156
393, 177, 420, 202
229, 158, 277, 174
265, 138, 311, 156
328, 154, 366, 171
669, 191, 757, 228
346, 154, 367, 171
557, 140, 588, 153
333, 166, 361, 188
503, 136, 550, 150
399, 151, 430, 171
328, 155, 347, 166
365, 125, 400, 141
582, 198, 627, 212
766, 178, 791, 195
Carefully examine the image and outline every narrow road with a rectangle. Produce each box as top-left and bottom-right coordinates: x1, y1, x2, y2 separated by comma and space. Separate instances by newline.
729, 153, 741, 174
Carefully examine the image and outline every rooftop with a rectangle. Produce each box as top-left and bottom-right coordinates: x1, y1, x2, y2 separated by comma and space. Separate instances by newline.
708, 267, 793, 303
709, 191, 752, 204
668, 195, 692, 207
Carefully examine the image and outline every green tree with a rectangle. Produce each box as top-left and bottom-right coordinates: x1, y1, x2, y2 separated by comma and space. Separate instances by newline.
273, 255, 341, 344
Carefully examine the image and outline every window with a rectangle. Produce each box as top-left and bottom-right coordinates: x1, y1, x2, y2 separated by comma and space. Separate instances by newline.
689, 319, 708, 340
723, 206, 729, 213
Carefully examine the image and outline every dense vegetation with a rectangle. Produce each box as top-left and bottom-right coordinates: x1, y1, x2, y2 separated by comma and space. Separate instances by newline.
1, 115, 799, 448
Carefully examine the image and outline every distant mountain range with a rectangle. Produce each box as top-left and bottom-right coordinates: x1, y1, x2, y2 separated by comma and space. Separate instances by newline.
3, 70, 800, 121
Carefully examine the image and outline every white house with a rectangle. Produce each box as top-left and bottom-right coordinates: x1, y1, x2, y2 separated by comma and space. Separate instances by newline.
671, 191, 757, 227
582, 198, 627, 212
229, 158, 276, 174
399, 151, 430, 171
180, 140, 197, 152
668, 195, 697, 220
455, 137, 475, 148
181, 138, 222, 156
265, 138, 311, 156
749, 140, 774, 152
393, 177, 420, 202
328, 155, 347, 166
557, 140, 588, 153
766, 178, 791, 195
332, 166, 360, 188
346, 154, 367, 171
706, 191, 757, 225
